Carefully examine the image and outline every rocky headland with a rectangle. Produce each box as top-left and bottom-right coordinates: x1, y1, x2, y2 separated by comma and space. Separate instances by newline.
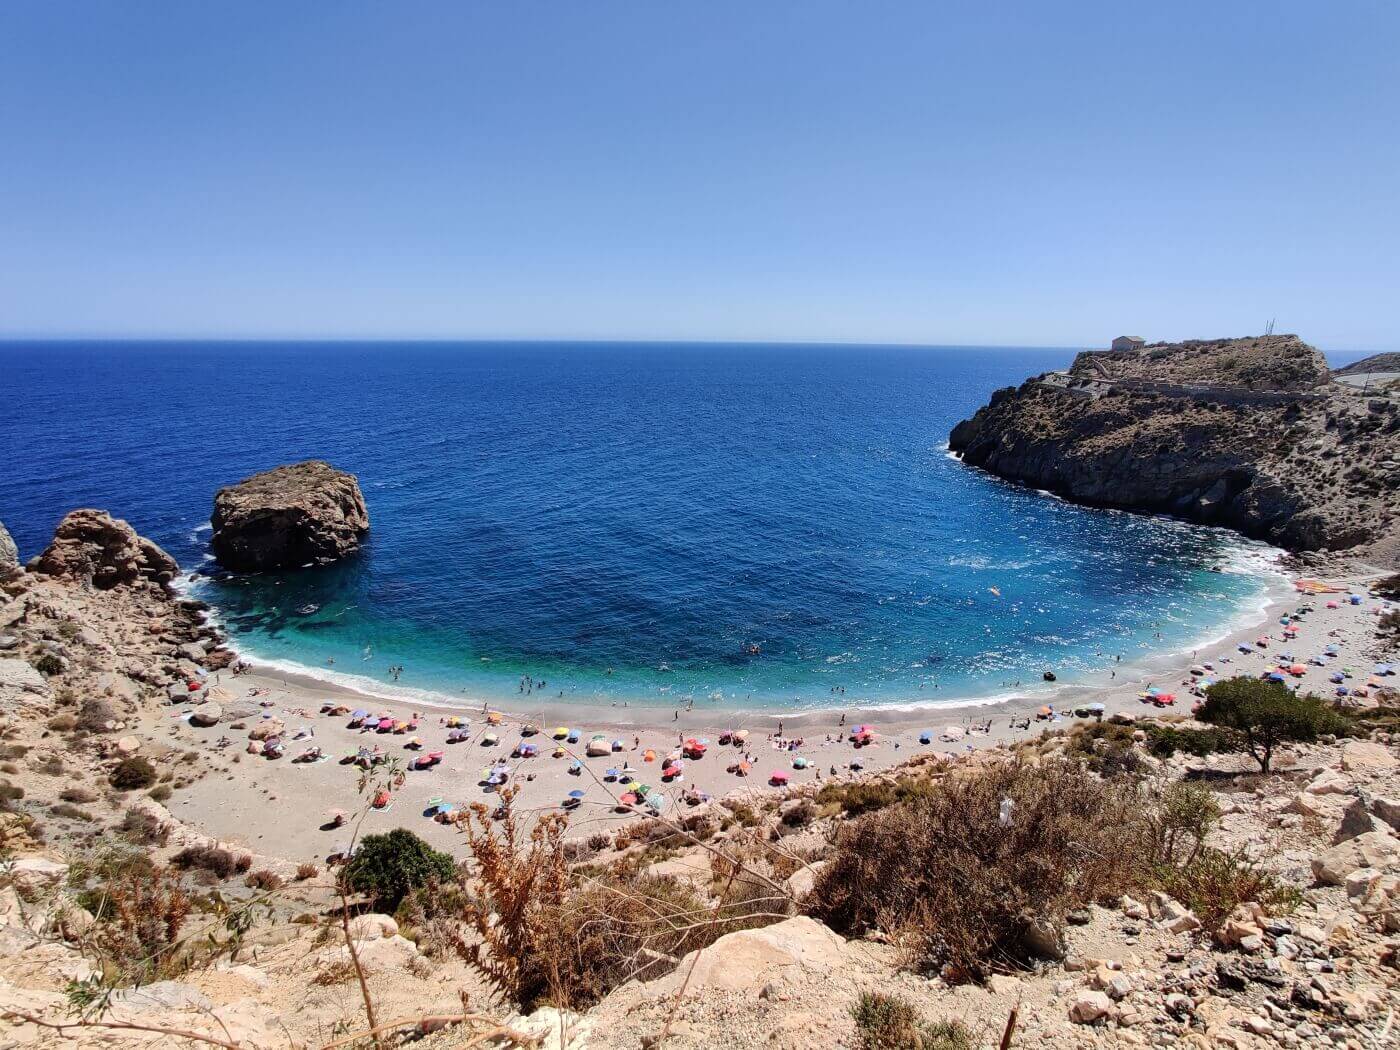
949, 335, 1400, 569
210, 460, 369, 572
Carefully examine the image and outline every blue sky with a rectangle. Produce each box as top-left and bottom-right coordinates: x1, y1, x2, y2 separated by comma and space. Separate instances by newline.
1, 3, 1396, 350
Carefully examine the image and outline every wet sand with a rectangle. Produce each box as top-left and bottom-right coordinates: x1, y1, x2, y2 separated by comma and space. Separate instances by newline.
150, 570, 1395, 864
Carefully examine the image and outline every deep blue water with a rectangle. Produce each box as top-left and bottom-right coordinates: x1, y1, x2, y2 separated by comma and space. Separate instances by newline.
3, 340, 1350, 712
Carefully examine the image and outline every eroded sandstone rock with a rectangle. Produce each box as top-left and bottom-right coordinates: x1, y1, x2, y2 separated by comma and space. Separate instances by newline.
31, 510, 178, 589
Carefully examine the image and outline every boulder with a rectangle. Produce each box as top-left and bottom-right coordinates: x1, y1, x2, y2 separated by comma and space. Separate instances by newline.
639, 916, 847, 998
248, 718, 285, 741
189, 703, 223, 727
1335, 797, 1384, 843
115, 735, 142, 755
1340, 741, 1397, 773
1304, 769, 1351, 795
111, 980, 214, 1012
346, 913, 398, 940
0, 521, 18, 580
94, 671, 141, 704
31, 509, 178, 588
1020, 916, 1067, 960
1068, 989, 1113, 1024
211, 460, 369, 572
1150, 892, 1201, 934
1312, 830, 1400, 886
0, 659, 48, 696
1369, 795, 1400, 832
8, 857, 69, 899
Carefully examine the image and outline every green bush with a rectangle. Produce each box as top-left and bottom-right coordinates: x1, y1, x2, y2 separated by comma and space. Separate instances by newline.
1198, 678, 1350, 772
1154, 844, 1301, 933
850, 991, 974, 1050
342, 828, 457, 910
33, 654, 63, 676
1144, 725, 1235, 759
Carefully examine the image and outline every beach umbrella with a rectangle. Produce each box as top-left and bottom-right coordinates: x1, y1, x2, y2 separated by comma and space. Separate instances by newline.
619, 792, 637, 807
1237, 644, 1252, 654
1376, 664, 1395, 676
568, 759, 583, 773
604, 767, 619, 780
521, 723, 538, 736
646, 792, 668, 814
918, 730, 933, 744
642, 749, 656, 762
1336, 687, 1350, 697
1189, 665, 1206, 676
1330, 672, 1345, 684
552, 726, 569, 739
552, 745, 566, 758
586, 736, 611, 757
482, 731, 499, 746
1326, 600, 1340, 609
1267, 672, 1286, 683
567, 730, 580, 743
942, 725, 965, 740
1087, 703, 1105, 714
733, 729, 749, 742
567, 789, 585, 799
1288, 664, 1307, 676
611, 739, 625, 752
769, 771, 790, 786
486, 711, 503, 725
1326, 644, 1339, 654
792, 756, 809, 769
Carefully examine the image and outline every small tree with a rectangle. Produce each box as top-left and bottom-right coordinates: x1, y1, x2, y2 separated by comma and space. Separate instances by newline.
1197, 677, 1348, 773
341, 828, 456, 910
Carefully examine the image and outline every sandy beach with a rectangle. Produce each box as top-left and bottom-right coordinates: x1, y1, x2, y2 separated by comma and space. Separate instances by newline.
147, 566, 1396, 864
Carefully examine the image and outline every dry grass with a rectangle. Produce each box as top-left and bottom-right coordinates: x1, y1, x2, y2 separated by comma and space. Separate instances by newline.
806, 760, 1146, 983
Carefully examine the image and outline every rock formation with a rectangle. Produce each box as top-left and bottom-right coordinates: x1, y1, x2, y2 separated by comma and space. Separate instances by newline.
31, 509, 179, 589
949, 335, 1400, 568
0, 521, 18, 581
210, 460, 369, 572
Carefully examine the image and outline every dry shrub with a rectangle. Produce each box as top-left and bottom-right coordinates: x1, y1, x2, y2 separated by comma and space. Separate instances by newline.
850, 991, 974, 1050
109, 756, 156, 790
77, 697, 118, 734
60, 786, 98, 804
170, 845, 252, 879
295, 862, 319, 881
806, 759, 1145, 983
311, 958, 359, 986
456, 787, 785, 1010
83, 865, 192, 984
1155, 845, 1300, 933
118, 807, 169, 846
244, 869, 283, 892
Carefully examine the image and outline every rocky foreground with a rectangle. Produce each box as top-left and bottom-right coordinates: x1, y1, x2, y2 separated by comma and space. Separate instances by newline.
949, 335, 1400, 569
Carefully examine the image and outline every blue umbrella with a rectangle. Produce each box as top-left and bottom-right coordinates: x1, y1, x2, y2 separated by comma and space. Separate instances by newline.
567, 789, 585, 799
604, 768, 619, 779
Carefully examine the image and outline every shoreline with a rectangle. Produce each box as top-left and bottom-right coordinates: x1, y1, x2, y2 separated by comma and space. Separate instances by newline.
194, 550, 1296, 727
146, 562, 1397, 864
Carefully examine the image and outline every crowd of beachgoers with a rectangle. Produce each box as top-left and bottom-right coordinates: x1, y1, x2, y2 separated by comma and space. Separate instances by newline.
132, 569, 1396, 864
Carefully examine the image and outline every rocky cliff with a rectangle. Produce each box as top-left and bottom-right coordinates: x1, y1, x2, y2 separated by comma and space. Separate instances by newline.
30, 509, 179, 589
210, 460, 369, 572
949, 336, 1400, 568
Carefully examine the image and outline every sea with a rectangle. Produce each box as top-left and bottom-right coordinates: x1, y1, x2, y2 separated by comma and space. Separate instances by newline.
2, 341, 1366, 714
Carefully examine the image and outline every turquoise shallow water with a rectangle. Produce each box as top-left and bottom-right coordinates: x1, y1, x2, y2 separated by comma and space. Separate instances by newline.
0, 341, 1294, 711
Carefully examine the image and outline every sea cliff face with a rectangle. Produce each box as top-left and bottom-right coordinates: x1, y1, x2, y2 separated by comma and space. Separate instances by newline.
949, 336, 1400, 568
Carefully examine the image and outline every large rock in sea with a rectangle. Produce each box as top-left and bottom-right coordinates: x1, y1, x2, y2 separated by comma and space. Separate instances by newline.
0, 521, 19, 580
211, 461, 369, 572
32, 510, 178, 589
